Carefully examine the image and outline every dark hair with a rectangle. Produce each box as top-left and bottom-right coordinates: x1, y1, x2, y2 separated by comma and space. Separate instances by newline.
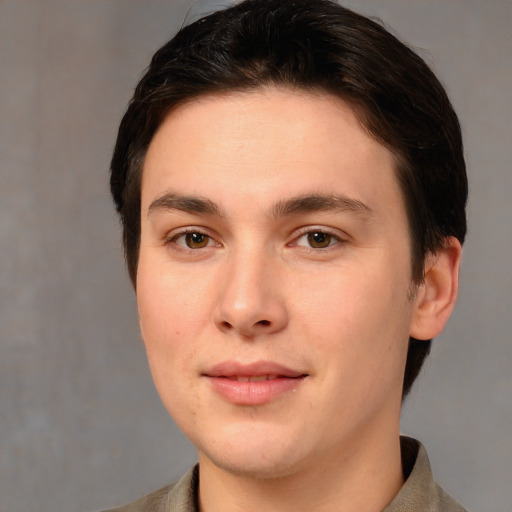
110, 0, 467, 397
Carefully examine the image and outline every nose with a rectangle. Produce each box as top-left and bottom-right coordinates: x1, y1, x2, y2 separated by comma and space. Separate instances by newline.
212, 249, 288, 338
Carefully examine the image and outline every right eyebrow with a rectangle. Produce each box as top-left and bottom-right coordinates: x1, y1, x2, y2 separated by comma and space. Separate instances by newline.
147, 192, 223, 217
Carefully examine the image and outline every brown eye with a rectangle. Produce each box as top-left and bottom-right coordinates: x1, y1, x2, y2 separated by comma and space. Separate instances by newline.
307, 231, 333, 248
184, 232, 210, 248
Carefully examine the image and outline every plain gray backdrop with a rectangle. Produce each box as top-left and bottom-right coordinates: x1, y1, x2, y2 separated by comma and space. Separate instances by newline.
1, 1, 511, 511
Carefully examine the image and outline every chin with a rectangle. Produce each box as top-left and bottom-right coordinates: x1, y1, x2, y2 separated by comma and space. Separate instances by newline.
196, 424, 309, 479
203, 449, 301, 479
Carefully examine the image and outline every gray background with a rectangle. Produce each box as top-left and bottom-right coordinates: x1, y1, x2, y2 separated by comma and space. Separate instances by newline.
0, 1, 510, 511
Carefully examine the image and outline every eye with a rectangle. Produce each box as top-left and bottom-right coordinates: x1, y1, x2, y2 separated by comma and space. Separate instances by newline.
295, 230, 340, 249
171, 231, 217, 249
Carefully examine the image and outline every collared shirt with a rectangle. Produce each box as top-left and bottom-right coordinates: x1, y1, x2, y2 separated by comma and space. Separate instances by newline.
103, 438, 467, 512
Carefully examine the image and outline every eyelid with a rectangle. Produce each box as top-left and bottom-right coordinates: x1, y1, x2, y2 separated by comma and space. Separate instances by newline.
164, 226, 221, 249
288, 226, 349, 248
161, 225, 348, 250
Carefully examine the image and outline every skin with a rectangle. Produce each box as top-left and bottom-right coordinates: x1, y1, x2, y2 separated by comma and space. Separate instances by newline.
136, 88, 461, 512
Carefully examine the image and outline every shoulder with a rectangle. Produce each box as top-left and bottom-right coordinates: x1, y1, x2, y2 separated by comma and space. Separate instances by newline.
435, 485, 468, 512
384, 437, 468, 512
101, 465, 198, 512
102, 482, 175, 512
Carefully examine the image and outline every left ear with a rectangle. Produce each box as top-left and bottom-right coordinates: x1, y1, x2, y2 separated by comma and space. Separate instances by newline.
409, 237, 462, 340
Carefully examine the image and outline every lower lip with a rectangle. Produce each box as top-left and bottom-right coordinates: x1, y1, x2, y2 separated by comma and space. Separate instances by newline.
206, 376, 306, 405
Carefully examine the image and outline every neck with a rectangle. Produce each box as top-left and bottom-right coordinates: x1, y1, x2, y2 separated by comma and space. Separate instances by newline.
197, 428, 404, 512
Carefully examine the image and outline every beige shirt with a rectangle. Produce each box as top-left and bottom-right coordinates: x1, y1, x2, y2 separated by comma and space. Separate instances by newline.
103, 438, 467, 512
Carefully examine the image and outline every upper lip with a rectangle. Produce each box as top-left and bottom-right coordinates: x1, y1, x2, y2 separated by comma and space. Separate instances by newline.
203, 360, 307, 378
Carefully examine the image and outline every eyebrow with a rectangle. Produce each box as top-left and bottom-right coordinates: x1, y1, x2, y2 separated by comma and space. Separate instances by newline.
271, 193, 373, 218
147, 191, 373, 219
148, 192, 223, 217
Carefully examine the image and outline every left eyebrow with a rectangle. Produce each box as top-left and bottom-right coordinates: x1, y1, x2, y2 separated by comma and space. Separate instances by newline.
271, 193, 374, 219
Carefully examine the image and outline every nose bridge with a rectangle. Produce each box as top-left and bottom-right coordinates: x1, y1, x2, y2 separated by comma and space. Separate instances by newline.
222, 242, 271, 315
213, 241, 287, 336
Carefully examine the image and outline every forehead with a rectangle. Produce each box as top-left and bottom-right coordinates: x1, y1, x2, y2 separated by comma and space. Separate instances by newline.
142, 88, 402, 220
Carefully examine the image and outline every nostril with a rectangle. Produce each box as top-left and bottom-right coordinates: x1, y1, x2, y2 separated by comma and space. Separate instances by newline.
222, 321, 233, 329
257, 320, 271, 327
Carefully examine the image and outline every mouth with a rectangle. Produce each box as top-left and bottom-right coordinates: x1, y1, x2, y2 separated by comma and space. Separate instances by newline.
226, 374, 289, 382
203, 361, 308, 405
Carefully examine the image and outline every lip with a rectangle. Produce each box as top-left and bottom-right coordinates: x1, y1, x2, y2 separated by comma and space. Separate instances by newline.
203, 361, 308, 405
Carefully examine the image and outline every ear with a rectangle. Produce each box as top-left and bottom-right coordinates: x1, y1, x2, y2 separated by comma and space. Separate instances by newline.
409, 237, 462, 340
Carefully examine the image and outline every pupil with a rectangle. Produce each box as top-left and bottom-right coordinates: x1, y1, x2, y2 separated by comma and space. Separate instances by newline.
186, 233, 207, 248
308, 232, 331, 248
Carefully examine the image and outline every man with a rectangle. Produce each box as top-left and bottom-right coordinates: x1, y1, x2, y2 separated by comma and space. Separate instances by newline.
107, 0, 468, 510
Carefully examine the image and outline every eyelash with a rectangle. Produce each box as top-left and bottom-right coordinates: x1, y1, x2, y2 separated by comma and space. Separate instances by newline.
163, 226, 348, 252
290, 227, 347, 250
165, 228, 220, 251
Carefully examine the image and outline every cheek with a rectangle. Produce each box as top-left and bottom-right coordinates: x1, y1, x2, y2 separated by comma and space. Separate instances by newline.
291, 262, 412, 367
137, 259, 213, 341
136, 268, 206, 425
291, 264, 396, 325
136, 271, 199, 401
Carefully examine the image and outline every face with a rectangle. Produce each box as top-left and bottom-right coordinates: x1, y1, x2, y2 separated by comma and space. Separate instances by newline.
137, 88, 419, 479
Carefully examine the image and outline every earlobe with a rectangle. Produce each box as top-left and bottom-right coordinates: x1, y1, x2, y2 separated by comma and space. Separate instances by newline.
410, 237, 462, 341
